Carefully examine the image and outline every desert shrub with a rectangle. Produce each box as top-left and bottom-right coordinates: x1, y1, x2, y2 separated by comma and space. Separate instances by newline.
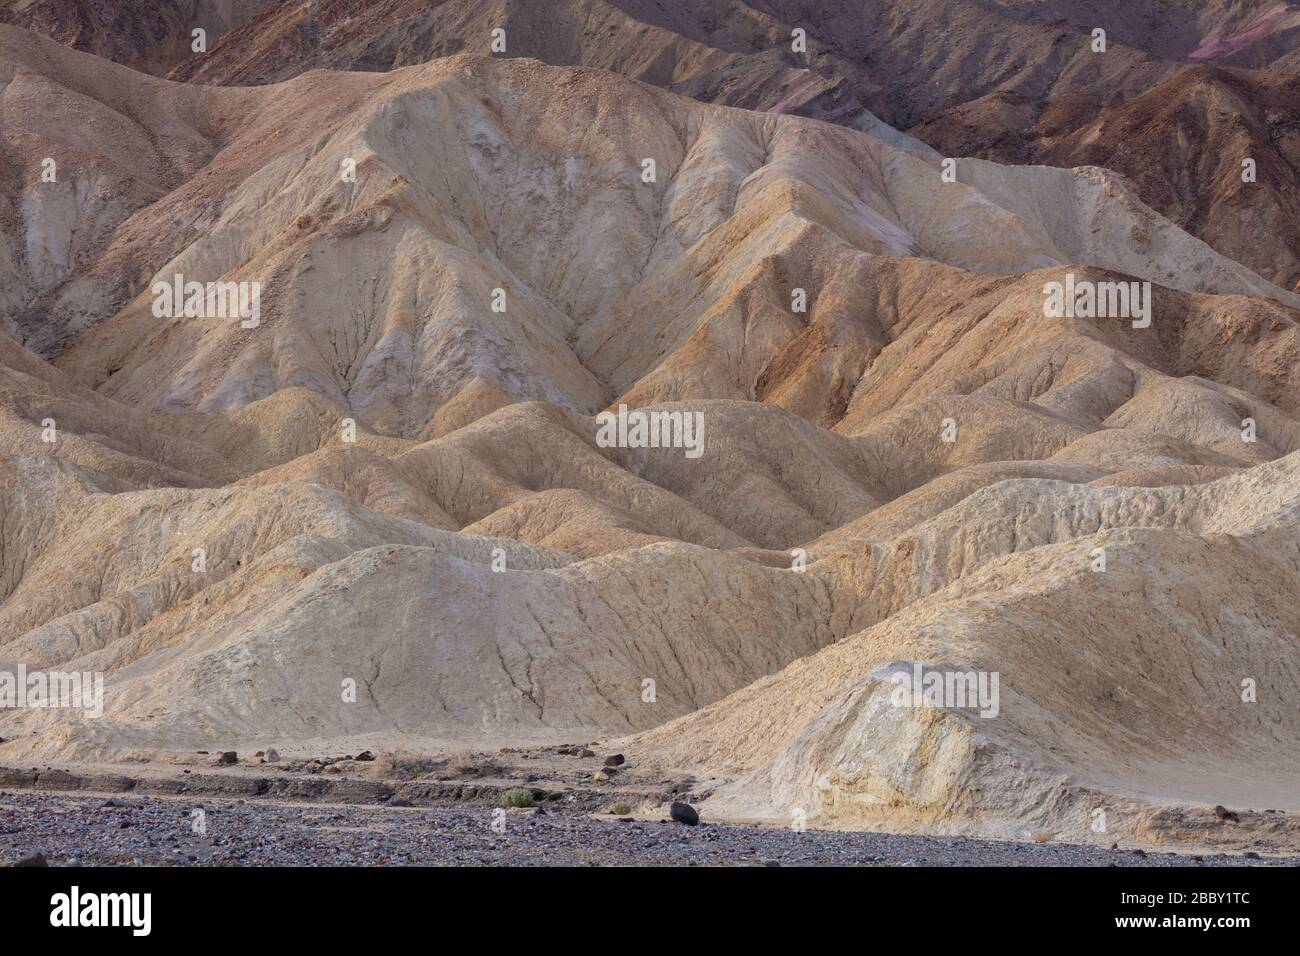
500, 788, 535, 808
372, 749, 442, 779
446, 751, 497, 778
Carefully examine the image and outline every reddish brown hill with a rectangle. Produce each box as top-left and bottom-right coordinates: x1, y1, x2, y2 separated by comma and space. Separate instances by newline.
0, 0, 274, 75
915, 66, 1300, 290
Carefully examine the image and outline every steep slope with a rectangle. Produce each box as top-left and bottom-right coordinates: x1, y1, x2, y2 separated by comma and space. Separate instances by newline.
916, 66, 1300, 290
160, 0, 1300, 289
4, 32, 1295, 440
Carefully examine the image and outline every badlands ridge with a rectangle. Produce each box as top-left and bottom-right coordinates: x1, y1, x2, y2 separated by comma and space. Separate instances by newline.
0, 24, 1297, 847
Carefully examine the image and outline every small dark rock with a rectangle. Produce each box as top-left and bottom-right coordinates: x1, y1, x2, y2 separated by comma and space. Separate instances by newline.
604, 754, 625, 767
670, 801, 699, 826
578, 749, 595, 758
354, 751, 375, 762
215, 751, 238, 765
1244, 851, 1261, 860
15, 852, 48, 867
389, 797, 413, 808
1213, 805, 1239, 822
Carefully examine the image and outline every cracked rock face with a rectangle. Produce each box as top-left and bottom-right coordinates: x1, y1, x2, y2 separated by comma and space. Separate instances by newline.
0, 10, 1298, 847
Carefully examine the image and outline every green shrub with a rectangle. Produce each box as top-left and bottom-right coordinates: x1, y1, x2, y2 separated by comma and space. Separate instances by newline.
500, 787, 535, 808
610, 802, 633, 816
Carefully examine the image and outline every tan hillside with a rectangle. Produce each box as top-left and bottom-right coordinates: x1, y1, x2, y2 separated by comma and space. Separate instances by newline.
0, 31, 1296, 849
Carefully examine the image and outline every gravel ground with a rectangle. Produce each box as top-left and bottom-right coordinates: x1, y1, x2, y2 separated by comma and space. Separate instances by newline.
0, 790, 1287, 866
